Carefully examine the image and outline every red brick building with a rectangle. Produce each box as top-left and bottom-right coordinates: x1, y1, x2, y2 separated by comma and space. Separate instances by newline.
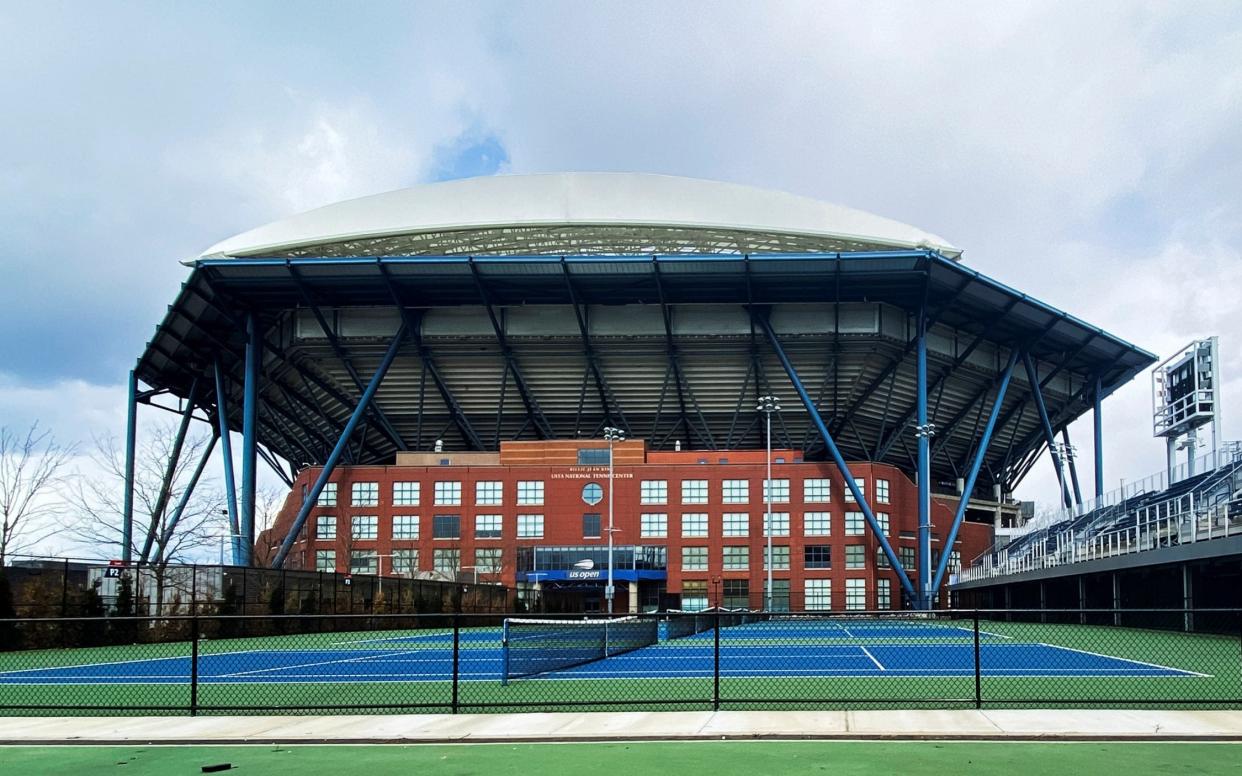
262, 439, 992, 612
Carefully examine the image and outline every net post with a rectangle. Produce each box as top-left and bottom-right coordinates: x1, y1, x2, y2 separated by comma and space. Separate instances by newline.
451, 613, 461, 713
501, 618, 510, 687
190, 612, 200, 717
713, 609, 721, 711
973, 609, 982, 709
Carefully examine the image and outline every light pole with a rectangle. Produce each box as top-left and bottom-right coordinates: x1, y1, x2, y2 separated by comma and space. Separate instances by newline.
603, 426, 625, 615
757, 396, 781, 611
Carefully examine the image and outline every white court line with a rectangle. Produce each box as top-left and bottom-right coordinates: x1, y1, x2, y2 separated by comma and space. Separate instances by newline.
951, 625, 1012, 640
216, 649, 415, 678
1032, 642, 1211, 678
858, 645, 886, 671
330, 631, 454, 646
840, 626, 857, 638
0, 648, 273, 677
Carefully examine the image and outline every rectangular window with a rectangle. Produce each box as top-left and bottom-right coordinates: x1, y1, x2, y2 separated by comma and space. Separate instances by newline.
876, 478, 891, 504
722, 512, 749, 537
349, 550, 377, 575
317, 482, 337, 507
517, 480, 544, 506
844, 477, 866, 503
316, 515, 337, 540
681, 546, 708, 571
804, 544, 832, 569
582, 513, 601, 539
681, 580, 708, 612
876, 511, 890, 535
722, 579, 749, 609
845, 511, 865, 536
680, 479, 708, 504
392, 481, 420, 506
948, 550, 962, 574
475, 481, 503, 506
475, 514, 502, 539
640, 513, 668, 538
473, 547, 502, 573
764, 578, 791, 612
900, 546, 917, 570
576, 448, 610, 465
351, 481, 379, 507
805, 579, 831, 610
315, 549, 336, 572
392, 548, 418, 575
681, 513, 708, 538
722, 479, 749, 504
392, 514, 420, 540
762, 478, 790, 503
846, 578, 867, 610
722, 545, 749, 570
351, 515, 378, 540
765, 545, 790, 571
763, 512, 790, 537
876, 578, 892, 610
435, 481, 462, 506
845, 545, 866, 569
640, 480, 668, 505
803, 478, 831, 503
432, 514, 461, 539
876, 547, 892, 568
517, 514, 544, 538
803, 511, 831, 536
432, 548, 460, 575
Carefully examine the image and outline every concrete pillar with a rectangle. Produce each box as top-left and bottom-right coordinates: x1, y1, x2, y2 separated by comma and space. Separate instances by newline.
1182, 564, 1194, 633
1112, 572, 1122, 626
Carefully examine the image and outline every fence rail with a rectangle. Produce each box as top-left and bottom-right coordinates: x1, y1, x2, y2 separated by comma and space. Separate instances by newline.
1, 609, 1238, 716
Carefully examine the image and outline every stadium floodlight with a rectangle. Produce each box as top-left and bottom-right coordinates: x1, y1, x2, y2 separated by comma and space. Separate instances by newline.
603, 426, 625, 614
756, 396, 781, 611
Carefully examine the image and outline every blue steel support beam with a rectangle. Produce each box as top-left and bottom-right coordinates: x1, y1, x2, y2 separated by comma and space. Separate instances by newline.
1094, 376, 1104, 499
1062, 427, 1084, 507
139, 377, 200, 564
213, 359, 242, 564
155, 431, 219, 563
271, 324, 406, 569
240, 313, 262, 566
929, 348, 1020, 596
1022, 352, 1074, 509
751, 308, 917, 602
916, 304, 932, 610
121, 370, 138, 563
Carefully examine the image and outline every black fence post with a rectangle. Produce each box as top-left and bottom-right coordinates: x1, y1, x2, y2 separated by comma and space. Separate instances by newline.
452, 613, 461, 714
713, 609, 721, 711
190, 613, 200, 717
973, 609, 982, 709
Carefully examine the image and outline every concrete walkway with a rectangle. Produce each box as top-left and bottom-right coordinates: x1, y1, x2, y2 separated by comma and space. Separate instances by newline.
2, 710, 1241, 744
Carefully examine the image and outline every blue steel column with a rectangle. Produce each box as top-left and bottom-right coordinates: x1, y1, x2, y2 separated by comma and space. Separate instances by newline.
1094, 376, 1104, 499
271, 326, 407, 569
121, 370, 138, 563
213, 358, 242, 564
240, 314, 262, 566
1022, 353, 1073, 510
155, 432, 219, 563
916, 308, 932, 609
1062, 427, 1084, 506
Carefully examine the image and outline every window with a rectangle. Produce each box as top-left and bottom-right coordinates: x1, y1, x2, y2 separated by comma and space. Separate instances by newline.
351, 515, 378, 540
762, 478, 790, 503
392, 481, 420, 506
804, 478, 831, 503
900, 546, 917, 570
876, 547, 892, 568
764, 579, 790, 612
351, 481, 379, 506
804, 545, 832, 569
473, 547, 502, 573
435, 481, 462, 506
722, 579, 749, 609
681, 513, 708, 538
876, 578, 892, 610
517, 480, 544, 505
581, 482, 603, 505
639, 480, 668, 504
640, 513, 668, 538
475, 481, 502, 506
517, 514, 544, 538
846, 578, 867, 610
315, 549, 336, 572
681, 479, 708, 504
350, 550, 377, 575
392, 515, 420, 540
804, 511, 831, 536
681, 546, 708, 571
844, 477, 865, 503
845, 511, 865, 536
845, 545, 866, 569
805, 579, 831, 610
876, 478, 891, 504
577, 448, 610, 465
432, 514, 460, 539
432, 548, 460, 575
876, 512, 890, 536
722, 479, 749, 504
722, 512, 749, 537
317, 482, 337, 507
948, 550, 962, 574
763, 512, 790, 537
392, 548, 418, 575
765, 545, 790, 570
722, 546, 749, 570
582, 513, 601, 539
475, 514, 502, 539
316, 515, 337, 540
681, 580, 708, 612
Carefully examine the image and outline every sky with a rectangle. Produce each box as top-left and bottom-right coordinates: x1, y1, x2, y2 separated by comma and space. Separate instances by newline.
1, 1, 1241, 555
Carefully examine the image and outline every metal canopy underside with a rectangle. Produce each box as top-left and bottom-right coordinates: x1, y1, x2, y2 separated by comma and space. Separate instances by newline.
135, 252, 1155, 495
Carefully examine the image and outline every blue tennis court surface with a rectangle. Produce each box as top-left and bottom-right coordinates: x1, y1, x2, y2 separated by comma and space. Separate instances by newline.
0, 619, 1205, 685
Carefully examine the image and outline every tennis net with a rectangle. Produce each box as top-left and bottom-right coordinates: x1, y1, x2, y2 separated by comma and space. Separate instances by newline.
501, 616, 659, 683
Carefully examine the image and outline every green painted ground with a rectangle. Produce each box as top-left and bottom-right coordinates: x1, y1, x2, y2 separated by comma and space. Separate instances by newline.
2, 742, 1240, 776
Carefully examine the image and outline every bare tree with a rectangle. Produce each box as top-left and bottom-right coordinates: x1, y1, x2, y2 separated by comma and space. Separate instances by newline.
250, 485, 291, 567
0, 422, 76, 566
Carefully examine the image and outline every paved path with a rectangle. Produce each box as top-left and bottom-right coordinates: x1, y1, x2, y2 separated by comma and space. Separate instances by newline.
2, 710, 1241, 744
